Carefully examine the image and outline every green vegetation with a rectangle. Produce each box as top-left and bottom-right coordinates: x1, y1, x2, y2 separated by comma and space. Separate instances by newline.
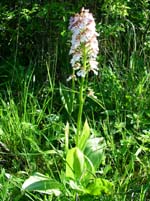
0, 0, 150, 200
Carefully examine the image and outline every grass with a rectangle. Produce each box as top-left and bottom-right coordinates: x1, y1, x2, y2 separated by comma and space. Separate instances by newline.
1, 60, 150, 200
1, 8, 150, 201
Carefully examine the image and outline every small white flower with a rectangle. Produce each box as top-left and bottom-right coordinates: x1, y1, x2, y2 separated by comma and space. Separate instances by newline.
77, 69, 86, 77
70, 53, 81, 66
89, 60, 99, 73
87, 88, 97, 99
66, 74, 77, 82
73, 62, 81, 70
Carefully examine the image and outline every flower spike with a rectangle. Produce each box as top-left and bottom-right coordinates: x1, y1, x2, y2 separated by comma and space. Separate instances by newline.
68, 7, 99, 79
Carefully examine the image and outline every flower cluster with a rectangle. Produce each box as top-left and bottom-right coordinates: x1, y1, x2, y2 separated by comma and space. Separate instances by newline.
68, 7, 99, 79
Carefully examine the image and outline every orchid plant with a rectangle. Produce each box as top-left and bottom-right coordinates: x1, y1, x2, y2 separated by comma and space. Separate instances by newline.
22, 8, 113, 199
65, 7, 113, 196
68, 7, 99, 146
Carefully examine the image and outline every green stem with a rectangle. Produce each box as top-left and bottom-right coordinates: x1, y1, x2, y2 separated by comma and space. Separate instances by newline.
76, 77, 84, 146
76, 46, 87, 146
71, 69, 75, 114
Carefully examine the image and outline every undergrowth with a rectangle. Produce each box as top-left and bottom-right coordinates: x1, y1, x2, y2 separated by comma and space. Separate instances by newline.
1, 1, 150, 200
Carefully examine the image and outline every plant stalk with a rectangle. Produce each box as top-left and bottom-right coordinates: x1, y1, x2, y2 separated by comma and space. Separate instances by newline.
76, 46, 87, 146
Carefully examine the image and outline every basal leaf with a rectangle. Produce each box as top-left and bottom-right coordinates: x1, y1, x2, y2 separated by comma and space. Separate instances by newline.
73, 147, 85, 179
78, 119, 90, 151
22, 172, 62, 196
66, 147, 85, 180
84, 137, 106, 170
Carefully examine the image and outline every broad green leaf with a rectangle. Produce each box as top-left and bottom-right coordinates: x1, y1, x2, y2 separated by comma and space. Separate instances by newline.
78, 119, 90, 151
22, 172, 62, 196
86, 178, 114, 196
66, 147, 84, 180
84, 137, 106, 170
81, 154, 96, 185
73, 147, 85, 179
66, 148, 75, 179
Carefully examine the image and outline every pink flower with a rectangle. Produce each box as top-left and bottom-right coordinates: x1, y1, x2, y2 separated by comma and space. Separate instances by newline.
68, 8, 99, 79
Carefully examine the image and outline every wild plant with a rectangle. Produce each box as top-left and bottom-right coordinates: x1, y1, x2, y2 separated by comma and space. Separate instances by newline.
22, 8, 113, 200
